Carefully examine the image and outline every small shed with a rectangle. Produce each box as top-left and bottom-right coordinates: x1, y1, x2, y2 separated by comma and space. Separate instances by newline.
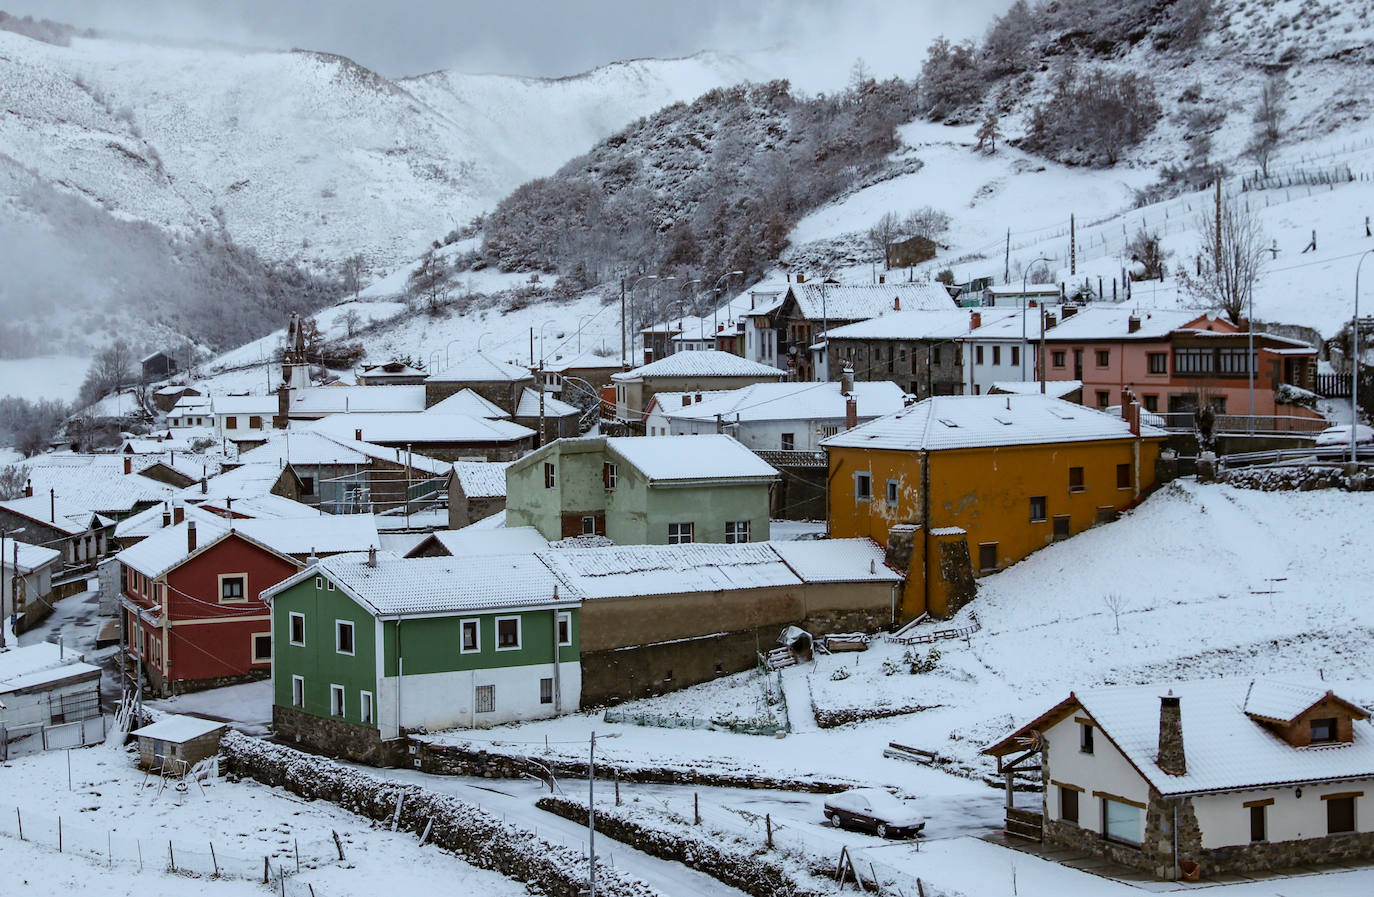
141, 351, 178, 382
130, 714, 226, 772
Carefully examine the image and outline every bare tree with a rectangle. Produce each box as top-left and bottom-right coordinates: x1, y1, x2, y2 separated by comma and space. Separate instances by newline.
903, 207, 951, 242
77, 339, 134, 405
1248, 76, 1285, 179
0, 464, 29, 499
408, 249, 450, 313
341, 253, 366, 301
974, 112, 1001, 154
341, 308, 362, 337
1126, 228, 1170, 281
867, 211, 903, 270
1103, 593, 1129, 635
1180, 195, 1266, 324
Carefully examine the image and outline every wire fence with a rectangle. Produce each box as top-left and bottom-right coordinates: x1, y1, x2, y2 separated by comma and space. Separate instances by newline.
4, 799, 336, 896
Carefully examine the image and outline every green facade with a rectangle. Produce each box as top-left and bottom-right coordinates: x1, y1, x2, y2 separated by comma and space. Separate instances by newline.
380, 611, 578, 677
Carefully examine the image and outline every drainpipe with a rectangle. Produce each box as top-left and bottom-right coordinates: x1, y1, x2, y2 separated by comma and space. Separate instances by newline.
395, 619, 403, 740
1173, 804, 1179, 881
551, 602, 562, 714
920, 449, 931, 618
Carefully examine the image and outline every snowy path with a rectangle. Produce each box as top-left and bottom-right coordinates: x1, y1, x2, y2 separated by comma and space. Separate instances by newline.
780, 666, 819, 734
374, 768, 754, 897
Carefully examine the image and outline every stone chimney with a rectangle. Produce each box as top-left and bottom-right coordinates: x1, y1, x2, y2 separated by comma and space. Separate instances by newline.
970, 311, 982, 330
845, 395, 858, 430
841, 365, 855, 395
274, 384, 290, 429
879, 274, 886, 285
173, 505, 184, 525
123, 456, 132, 475
1157, 693, 1186, 776
200, 475, 208, 494
1044, 312, 1058, 329
23, 480, 32, 498
366, 545, 378, 568
1128, 315, 1142, 334
187, 521, 198, 554
884, 524, 918, 573
1062, 305, 1079, 318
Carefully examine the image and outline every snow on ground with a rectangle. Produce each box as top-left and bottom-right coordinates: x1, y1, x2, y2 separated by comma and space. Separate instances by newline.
147, 679, 273, 736
0, 354, 91, 403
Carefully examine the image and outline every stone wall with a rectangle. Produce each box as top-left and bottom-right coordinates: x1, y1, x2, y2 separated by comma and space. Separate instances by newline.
272, 704, 407, 767
169, 668, 268, 696
1201, 829, 1374, 876
218, 731, 660, 897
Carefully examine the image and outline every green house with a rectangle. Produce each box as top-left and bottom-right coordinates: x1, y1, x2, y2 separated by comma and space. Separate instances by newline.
505, 434, 777, 545
263, 548, 579, 763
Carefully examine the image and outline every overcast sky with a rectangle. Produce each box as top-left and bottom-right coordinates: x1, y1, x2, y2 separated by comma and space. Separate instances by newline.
11, 0, 1008, 82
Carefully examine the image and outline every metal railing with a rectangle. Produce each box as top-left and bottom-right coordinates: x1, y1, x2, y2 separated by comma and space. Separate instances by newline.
1154, 412, 1329, 435
1218, 445, 1374, 471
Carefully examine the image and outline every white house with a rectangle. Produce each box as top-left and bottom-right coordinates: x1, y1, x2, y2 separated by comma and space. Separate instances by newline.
0, 540, 61, 631
957, 307, 1054, 395
986, 678, 1374, 881
210, 395, 279, 443
0, 642, 104, 759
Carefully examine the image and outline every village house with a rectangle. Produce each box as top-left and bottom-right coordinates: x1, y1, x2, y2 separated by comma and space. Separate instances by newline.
140, 350, 178, 382
265, 549, 581, 764
422, 353, 535, 412
512, 388, 582, 443
985, 678, 1374, 881
447, 460, 513, 528
823, 394, 1167, 619
506, 434, 777, 545
0, 642, 104, 759
957, 307, 1058, 395
167, 394, 214, 428
822, 308, 988, 397
0, 539, 62, 633
356, 362, 429, 386
541, 351, 627, 398
210, 395, 279, 446
118, 515, 380, 696
238, 433, 449, 514
152, 384, 200, 413
307, 411, 534, 462
279, 384, 428, 421
404, 525, 548, 558
0, 491, 111, 568
611, 350, 785, 424
1039, 307, 1322, 425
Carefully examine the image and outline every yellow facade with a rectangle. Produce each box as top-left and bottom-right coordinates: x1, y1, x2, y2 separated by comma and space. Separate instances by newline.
828, 435, 1164, 619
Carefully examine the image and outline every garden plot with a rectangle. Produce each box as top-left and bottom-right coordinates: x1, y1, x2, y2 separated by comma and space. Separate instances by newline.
606, 664, 787, 733
0, 742, 527, 897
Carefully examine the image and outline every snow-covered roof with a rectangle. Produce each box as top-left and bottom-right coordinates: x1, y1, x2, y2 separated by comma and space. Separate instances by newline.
541, 542, 797, 599
657, 381, 908, 424
1, 540, 62, 574
0, 642, 100, 694
451, 460, 512, 498
1002, 679, 1374, 797
542, 352, 624, 373
986, 283, 1061, 296
361, 362, 426, 376
308, 412, 533, 445
1242, 680, 1362, 724
287, 551, 573, 617
131, 714, 225, 743
514, 388, 579, 418
605, 435, 778, 483
0, 494, 105, 535
286, 385, 427, 416
425, 353, 532, 383
821, 394, 1166, 452
612, 350, 786, 381
239, 432, 371, 467
211, 395, 279, 415
170, 395, 212, 411
770, 539, 901, 583
408, 526, 548, 558
178, 462, 288, 503
823, 309, 991, 341
425, 388, 510, 418
787, 282, 956, 320
116, 515, 380, 579
1042, 307, 1209, 341
154, 385, 196, 395
989, 380, 1083, 399
16, 464, 176, 516
963, 308, 1052, 341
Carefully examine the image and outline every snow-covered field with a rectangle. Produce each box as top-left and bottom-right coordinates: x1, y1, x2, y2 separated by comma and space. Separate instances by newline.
0, 355, 90, 403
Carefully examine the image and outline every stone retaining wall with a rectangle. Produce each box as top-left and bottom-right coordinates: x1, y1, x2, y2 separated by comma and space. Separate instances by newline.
218, 731, 660, 897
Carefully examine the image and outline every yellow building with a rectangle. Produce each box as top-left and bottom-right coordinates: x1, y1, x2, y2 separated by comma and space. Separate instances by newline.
823, 394, 1166, 620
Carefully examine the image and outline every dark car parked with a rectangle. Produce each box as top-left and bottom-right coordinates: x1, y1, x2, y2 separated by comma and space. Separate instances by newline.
822, 788, 925, 839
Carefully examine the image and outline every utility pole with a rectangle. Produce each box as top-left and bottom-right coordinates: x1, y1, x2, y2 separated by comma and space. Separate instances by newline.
1069, 214, 1077, 277
529, 328, 534, 367
1215, 180, 1223, 266
1004, 229, 1010, 284
1040, 304, 1048, 394
0, 528, 6, 649
620, 278, 627, 367
537, 364, 547, 447
588, 731, 598, 897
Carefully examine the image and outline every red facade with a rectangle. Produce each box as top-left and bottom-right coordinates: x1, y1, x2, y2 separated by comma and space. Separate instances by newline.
124, 533, 299, 693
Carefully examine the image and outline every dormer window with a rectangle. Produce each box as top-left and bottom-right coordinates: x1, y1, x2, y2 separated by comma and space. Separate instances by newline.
1310, 718, 1338, 745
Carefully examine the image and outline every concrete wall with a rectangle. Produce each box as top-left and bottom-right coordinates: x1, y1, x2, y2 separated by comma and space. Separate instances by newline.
379, 661, 581, 732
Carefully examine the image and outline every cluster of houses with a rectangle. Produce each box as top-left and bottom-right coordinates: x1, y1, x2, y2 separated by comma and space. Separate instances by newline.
0, 284, 1350, 883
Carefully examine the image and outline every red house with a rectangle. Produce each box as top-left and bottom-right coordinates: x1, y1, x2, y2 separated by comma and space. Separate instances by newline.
117, 515, 378, 696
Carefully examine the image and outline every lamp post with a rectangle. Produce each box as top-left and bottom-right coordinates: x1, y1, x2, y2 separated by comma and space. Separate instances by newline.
711, 270, 744, 338
476, 331, 491, 354
628, 275, 659, 363
445, 338, 462, 369
538, 319, 559, 365
1022, 257, 1053, 382
1354, 250, 1374, 463
679, 279, 702, 349
577, 314, 595, 353
1242, 245, 1274, 434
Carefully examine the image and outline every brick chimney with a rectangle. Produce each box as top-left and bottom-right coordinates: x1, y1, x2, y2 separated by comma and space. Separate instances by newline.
879, 274, 886, 285
187, 521, 198, 554
845, 395, 858, 430
1128, 315, 1142, 334
970, 311, 982, 330
796, 273, 806, 284
173, 505, 184, 525
123, 456, 132, 475
1157, 693, 1186, 776
893, 294, 900, 311
200, 475, 207, 494
274, 384, 290, 429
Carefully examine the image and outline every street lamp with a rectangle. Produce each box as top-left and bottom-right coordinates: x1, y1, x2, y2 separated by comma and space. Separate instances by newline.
711, 270, 745, 338
538, 319, 558, 366
577, 314, 595, 353
628, 274, 659, 363
653, 276, 679, 360
476, 331, 491, 353
445, 338, 462, 369
1354, 250, 1374, 463
1022, 257, 1053, 382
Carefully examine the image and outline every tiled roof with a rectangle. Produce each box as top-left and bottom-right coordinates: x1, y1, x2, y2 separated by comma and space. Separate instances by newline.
613, 350, 786, 381
1243, 680, 1355, 724
823, 309, 994, 341
821, 394, 1165, 452
0, 494, 104, 535
515, 388, 580, 418
540, 542, 796, 599
2, 540, 62, 573
426, 353, 533, 383
286, 385, 427, 415
605, 434, 778, 482
1041, 307, 1206, 341
788, 283, 956, 320
306, 551, 572, 616
425, 389, 510, 418
451, 460, 512, 498
657, 381, 908, 424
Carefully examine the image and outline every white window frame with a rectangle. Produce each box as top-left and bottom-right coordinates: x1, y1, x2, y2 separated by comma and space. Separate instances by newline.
327, 580, 336, 591
314, 576, 323, 590
329, 684, 345, 718
604, 462, 618, 490
539, 677, 554, 705
557, 612, 573, 647
667, 522, 695, 544
360, 690, 374, 725
460, 618, 481, 654
218, 572, 249, 604
291, 675, 305, 708
288, 612, 306, 646
251, 632, 272, 664
495, 615, 522, 652
885, 479, 899, 506
854, 471, 872, 501
335, 620, 355, 656
724, 520, 750, 544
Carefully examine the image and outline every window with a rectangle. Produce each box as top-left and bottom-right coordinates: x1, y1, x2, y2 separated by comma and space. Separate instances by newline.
975, 346, 984, 365
1147, 353, 1167, 374
557, 612, 572, 647
220, 574, 247, 603
1143, 394, 1159, 412
1095, 391, 1110, 408
300, 475, 315, 495
1081, 722, 1095, 754
780, 433, 795, 451
1103, 798, 1142, 846
475, 684, 495, 713
1052, 351, 1066, 368
251, 633, 271, 663
1096, 507, 1118, 524
496, 616, 521, 650
291, 675, 305, 708
855, 472, 872, 501
315, 576, 323, 590
932, 346, 942, 365
1010, 346, 1020, 367
330, 684, 345, 718
1096, 350, 1110, 367
543, 462, 556, 488
1068, 467, 1085, 493
540, 678, 554, 705
225, 416, 238, 430
1327, 795, 1357, 834
249, 415, 263, 429
360, 691, 374, 724
1060, 787, 1079, 824
978, 542, 998, 573
886, 479, 899, 506
288, 612, 306, 646
1249, 803, 1267, 842
327, 580, 336, 591
460, 619, 480, 653
1310, 717, 1338, 744
336, 621, 354, 655
992, 346, 1001, 365
1218, 347, 1253, 375
1029, 495, 1047, 522
581, 516, 597, 536
821, 425, 839, 438
668, 522, 695, 544
1052, 515, 1071, 541
725, 520, 751, 544
1174, 347, 1214, 374
603, 462, 618, 490
1117, 463, 1132, 490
